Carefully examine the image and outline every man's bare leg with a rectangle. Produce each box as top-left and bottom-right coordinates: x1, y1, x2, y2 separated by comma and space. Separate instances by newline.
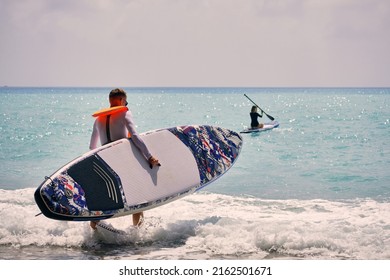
133, 212, 144, 227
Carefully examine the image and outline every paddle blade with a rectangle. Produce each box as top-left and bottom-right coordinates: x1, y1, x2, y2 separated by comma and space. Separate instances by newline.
265, 113, 275, 121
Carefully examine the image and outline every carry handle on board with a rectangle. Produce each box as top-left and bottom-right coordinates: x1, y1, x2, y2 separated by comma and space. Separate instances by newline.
244, 94, 275, 121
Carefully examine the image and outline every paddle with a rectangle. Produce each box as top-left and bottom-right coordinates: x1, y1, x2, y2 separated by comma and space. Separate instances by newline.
244, 94, 275, 121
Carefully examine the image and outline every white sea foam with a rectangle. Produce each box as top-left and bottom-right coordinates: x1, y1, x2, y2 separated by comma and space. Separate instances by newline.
0, 188, 389, 259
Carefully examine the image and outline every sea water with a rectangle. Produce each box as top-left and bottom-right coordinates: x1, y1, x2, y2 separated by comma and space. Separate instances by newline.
0, 87, 389, 260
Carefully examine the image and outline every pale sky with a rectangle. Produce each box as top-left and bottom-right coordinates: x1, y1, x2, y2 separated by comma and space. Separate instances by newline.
1, 0, 389, 87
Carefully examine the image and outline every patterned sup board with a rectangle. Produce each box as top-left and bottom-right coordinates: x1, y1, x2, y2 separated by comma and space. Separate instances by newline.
34, 125, 243, 221
240, 121, 280, 134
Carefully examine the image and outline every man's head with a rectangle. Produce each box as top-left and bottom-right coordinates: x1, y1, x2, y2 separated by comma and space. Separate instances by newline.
109, 88, 128, 107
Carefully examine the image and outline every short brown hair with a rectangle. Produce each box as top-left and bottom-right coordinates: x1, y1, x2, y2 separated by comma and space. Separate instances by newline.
109, 88, 127, 99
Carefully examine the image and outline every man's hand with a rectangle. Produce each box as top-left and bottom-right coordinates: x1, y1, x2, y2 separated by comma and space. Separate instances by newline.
148, 156, 161, 169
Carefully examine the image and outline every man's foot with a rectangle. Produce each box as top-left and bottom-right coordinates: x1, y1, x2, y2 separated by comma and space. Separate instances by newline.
90, 221, 99, 230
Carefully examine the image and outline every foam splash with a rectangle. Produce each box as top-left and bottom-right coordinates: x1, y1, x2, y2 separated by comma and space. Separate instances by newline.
0, 188, 389, 259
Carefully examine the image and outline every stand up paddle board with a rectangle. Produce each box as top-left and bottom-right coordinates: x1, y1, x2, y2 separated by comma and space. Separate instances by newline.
240, 121, 280, 134
34, 125, 243, 221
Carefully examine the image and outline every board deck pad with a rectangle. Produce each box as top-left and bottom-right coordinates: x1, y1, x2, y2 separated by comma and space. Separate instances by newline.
97, 129, 199, 207
34, 125, 243, 221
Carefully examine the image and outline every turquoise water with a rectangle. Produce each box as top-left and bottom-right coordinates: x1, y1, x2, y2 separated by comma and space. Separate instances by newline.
0, 87, 389, 259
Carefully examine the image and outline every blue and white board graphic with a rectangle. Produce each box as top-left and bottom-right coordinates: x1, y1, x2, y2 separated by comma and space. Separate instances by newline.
34, 125, 243, 221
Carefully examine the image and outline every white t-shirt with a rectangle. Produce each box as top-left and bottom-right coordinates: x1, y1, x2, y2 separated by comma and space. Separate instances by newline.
89, 110, 152, 159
